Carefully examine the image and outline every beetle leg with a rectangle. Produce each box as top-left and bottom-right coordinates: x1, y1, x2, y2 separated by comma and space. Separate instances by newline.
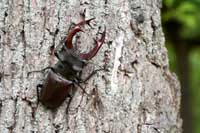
80, 28, 106, 60
79, 68, 105, 83
66, 94, 73, 115
27, 67, 54, 77
65, 18, 95, 49
36, 84, 43, 104
73, 80, 89, 95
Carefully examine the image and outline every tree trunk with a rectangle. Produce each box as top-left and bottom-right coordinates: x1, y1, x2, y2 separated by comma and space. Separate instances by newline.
0, 0, 182, 132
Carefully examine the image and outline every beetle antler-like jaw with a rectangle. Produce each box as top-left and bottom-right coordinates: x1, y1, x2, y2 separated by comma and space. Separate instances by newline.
80, 28, 106, 60
65, 18, 95, 49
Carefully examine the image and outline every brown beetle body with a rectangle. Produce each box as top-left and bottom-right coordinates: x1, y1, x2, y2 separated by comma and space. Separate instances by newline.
40, 70, 73, 108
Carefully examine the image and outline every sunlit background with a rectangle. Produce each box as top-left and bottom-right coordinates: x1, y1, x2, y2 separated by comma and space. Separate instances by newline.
161, 0, 200, 132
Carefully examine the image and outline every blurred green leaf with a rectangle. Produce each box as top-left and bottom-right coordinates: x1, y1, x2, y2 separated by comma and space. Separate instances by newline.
189, 48, 200, 133
164, 0, 175, 8
163, 0, 200, 39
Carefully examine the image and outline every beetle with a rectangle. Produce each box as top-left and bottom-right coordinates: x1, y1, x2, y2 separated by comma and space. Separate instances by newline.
35, 18, 106, 109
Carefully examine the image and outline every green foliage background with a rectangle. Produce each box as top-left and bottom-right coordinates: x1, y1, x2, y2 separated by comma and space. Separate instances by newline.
162, 0, 200, 132
163, 0, 200, 39
190, 47, 200, 132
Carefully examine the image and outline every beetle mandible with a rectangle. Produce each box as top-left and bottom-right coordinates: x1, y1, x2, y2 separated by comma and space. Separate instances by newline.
36, 18, 106, 109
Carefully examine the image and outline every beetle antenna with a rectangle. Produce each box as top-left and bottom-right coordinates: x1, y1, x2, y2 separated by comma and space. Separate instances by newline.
27, 67, 53, 77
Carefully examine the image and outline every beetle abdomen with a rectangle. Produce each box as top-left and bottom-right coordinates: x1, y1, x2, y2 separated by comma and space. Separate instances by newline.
40, 70, 73, 108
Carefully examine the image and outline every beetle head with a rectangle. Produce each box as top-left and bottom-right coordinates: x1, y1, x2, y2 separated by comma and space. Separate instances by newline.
55, 47, 85, 72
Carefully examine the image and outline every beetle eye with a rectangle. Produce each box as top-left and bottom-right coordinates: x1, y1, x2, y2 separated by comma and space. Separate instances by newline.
58, 64, 64, 69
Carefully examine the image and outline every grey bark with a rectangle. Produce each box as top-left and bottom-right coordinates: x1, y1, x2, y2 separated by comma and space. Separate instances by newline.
0, 0, 182, 133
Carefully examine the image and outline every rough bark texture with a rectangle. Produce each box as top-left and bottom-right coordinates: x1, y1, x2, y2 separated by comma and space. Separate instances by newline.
0, 0, 182, 132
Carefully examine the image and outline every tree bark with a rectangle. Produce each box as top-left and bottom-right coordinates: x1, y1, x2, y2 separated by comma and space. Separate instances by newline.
0, 0, 182, 132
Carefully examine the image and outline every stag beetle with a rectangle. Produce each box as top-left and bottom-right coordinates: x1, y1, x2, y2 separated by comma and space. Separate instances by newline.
34, 18, 106, 109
